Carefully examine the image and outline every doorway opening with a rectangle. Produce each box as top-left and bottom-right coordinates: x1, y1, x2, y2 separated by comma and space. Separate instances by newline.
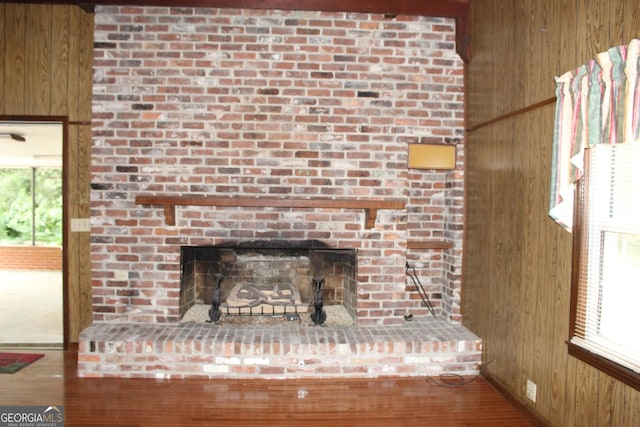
0, 120, 64, 346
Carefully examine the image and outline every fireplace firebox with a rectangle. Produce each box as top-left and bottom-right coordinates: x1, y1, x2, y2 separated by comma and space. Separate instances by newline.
179, 240, 358, 323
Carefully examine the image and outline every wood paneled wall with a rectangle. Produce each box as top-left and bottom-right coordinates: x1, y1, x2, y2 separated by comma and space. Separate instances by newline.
0, 2, 94, 344
464, 0, 640, 425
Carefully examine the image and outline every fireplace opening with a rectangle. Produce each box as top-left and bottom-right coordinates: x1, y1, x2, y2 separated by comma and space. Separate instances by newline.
179, 240, 357, 325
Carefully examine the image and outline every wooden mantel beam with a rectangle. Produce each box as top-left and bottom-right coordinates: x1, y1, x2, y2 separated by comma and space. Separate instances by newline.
41, 0, 471, 61
135, 195, 406, 229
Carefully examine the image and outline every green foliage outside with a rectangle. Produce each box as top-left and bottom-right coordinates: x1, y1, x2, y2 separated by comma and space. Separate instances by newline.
0, 168, 62, 246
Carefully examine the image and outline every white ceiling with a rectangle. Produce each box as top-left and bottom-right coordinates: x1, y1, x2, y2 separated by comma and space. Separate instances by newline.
0, 121, 63, 168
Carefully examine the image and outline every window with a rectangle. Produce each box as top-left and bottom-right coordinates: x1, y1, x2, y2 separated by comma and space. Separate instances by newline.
0, 168, 63, 246
569, 142, 640, 390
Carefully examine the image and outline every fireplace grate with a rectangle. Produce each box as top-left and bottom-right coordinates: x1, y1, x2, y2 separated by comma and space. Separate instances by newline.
219, 304, 309, 317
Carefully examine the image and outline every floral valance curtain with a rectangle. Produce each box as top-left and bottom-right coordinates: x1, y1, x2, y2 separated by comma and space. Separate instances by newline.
549, 39, 640, 231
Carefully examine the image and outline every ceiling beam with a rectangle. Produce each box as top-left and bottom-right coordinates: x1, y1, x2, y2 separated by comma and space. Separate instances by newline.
32, 0, 470, 60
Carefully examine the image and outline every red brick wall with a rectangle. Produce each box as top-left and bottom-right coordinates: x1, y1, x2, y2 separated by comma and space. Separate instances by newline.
90, 6, 465, 325
0, 245, 62, 270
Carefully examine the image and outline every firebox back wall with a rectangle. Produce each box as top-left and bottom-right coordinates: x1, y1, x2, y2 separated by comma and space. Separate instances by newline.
90, 6, 465, 325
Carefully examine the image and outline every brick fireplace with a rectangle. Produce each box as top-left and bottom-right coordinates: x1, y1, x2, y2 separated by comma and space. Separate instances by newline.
79, 5, 477, 379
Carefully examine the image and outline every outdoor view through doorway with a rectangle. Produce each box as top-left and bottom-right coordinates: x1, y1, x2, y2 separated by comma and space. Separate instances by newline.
0, 120, 63, 346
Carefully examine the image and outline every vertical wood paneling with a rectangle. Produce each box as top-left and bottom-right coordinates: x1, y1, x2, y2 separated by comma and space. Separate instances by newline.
66, 5, 81, 119
549, 230, 572, 423
66, 125, 81, 341
66, 5, 95, 340
599, 376, 625, 427
494, 120, 516, 392
574, 362, 600, 424
76, 125, 93, 335
532, 109, 556, 416
585, 0, 613, 54
484, 124, 507, 381
496, 0, 520, 116
562, 356, 579, 425
558, 0, 580, 73
532, 6, 565, 421
620, 1, 640, 43
76, 6, 93, 122
526, 0, 558, 103
466, 0, 640, 425
58, 3, 94, 340
627, 384, 640, 426
76, 8, 94, 337
519, 109, 542, 412
2, 3, 26, 114
51, 6, 70, 115
466, 0, 515, 128
509, 114, 526, 398
0, 4, 94, 344
460, 128, 483, 332
611, 1, 625, 44
0, 5, 5, 105
24, 4, 51, 115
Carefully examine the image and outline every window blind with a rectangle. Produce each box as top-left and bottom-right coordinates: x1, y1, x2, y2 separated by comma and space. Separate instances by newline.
571, 141, 640, 374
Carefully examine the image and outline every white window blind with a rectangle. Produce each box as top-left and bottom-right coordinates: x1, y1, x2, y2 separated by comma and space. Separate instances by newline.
571, 141, 640, 374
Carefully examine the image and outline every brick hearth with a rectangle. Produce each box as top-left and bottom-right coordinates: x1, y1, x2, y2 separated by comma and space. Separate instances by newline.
78, 319, 480, 379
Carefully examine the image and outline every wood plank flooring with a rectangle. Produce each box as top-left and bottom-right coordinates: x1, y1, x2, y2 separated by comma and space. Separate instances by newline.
0, 349, 539, 426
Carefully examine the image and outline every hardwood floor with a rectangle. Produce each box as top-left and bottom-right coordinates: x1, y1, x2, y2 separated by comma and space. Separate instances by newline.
1, 350, 539, 426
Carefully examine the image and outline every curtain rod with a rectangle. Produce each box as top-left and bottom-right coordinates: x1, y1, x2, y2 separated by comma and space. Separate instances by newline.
466, 96, 556, 133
